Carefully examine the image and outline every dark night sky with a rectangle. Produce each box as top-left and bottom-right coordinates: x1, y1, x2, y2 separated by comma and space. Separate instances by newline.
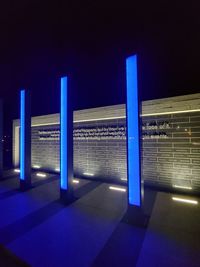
0, 0, 200, 131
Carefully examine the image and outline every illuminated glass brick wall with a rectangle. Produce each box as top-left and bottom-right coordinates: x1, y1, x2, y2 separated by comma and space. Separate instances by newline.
13, 94, 200, 193
73, 118, 127, 182
141, 111, 200, 191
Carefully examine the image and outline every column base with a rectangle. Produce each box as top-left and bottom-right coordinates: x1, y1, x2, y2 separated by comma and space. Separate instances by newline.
60, 188, 74, 205
20, 179, 32, 191
122, 205, 149, 228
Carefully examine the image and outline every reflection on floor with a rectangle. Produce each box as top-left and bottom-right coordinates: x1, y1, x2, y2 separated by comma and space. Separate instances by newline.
0, 170, 199, 267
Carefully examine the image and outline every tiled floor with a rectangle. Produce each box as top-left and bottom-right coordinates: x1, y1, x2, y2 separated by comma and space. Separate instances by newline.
136, 192, 200, 267
0, 170, 200, 267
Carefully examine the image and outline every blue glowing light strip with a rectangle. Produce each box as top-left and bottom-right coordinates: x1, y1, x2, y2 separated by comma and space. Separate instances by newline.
60, 77, 68, 189
20, 90, 25, 180
126, 55, 141, 206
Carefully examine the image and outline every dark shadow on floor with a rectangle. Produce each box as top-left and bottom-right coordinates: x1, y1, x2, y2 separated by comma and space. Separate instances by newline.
143, 187, 158, 216
32, 175, 59, 187
0, 244, 29, 267
0, 189, 20, 200
0, 176, 59, 201
74, 181, 101, 199
92, 188, 158, 267
0, 200, 63, 245
0, 174, 18, 181
92, 222, 146, 267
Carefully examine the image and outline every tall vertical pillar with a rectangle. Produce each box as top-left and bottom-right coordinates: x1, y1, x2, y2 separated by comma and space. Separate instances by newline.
20, 90, 31, 190
0, 99, 3, 178
126, 55, 141, 207
125, 55, 146, 226
60, 76, 74, 204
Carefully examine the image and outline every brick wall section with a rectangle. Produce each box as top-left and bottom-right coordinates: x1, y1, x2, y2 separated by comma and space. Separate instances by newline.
74, 119, 127, 182
142, 111, 200, 192
14, 93, 200, 193
30, 110, 200, 192
31, 125, 60, 171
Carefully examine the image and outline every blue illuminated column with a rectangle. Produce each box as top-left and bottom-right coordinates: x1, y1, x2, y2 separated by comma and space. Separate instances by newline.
60, 76, 73, 203
0, 99, 3, 178
20, 89, 31, 189
126, 55, 142, 207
